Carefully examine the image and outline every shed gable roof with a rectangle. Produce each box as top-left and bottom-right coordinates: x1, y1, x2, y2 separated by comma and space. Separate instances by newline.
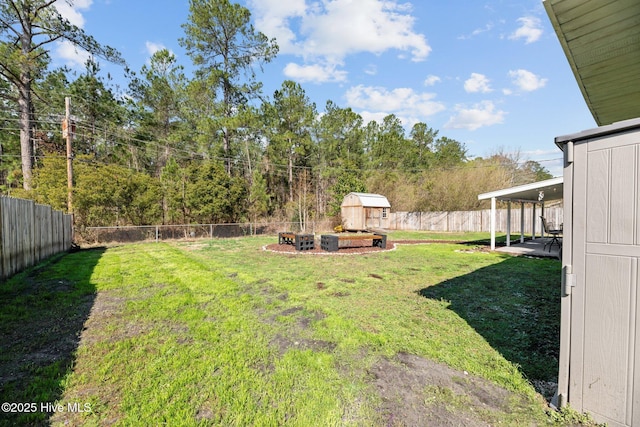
343, 192, 391, 208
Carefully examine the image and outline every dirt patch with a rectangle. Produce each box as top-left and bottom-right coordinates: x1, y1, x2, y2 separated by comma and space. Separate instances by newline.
331, 291, 350, 297
278, 306, 304, 317
370, 352, 520, 426
296, 310, 326, 329
252, 285, 335, 358
269, 334, 337, 356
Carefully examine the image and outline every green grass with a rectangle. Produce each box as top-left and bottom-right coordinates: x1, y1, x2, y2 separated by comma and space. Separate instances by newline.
0, 232, 596, 426
385, 229, 494, 241
387, 230, 524, 245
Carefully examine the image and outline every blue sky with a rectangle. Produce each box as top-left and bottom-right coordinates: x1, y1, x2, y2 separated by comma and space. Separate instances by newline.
51, 0, 598, 177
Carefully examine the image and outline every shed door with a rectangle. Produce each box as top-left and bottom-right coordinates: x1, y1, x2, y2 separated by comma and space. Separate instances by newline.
570, 131, 640, 427
365, 208, 381, 228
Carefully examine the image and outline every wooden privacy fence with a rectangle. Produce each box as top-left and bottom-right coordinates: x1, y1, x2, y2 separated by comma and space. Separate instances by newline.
1, 197, 74, 281
389, 206, 563, 233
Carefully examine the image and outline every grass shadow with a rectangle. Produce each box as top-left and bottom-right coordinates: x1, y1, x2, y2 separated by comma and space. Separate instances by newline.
0, 247, 105, 426
418, 255, 561, 389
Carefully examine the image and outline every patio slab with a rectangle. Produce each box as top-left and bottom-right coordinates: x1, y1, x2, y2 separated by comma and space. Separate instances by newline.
495, 238, 561, 259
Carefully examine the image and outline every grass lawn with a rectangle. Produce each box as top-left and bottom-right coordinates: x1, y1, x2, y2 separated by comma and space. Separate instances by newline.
0, 232, 595, 426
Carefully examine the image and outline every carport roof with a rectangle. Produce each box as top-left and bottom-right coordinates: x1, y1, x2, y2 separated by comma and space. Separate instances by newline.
543, 0, 640, 126
478, 177, 564, 251
478, 177, 563, 203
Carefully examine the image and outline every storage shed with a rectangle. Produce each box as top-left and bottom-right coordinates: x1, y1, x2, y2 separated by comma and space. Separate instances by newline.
544, 1, 640, 425
340, 192, 390, 231
554, 119, 640, 427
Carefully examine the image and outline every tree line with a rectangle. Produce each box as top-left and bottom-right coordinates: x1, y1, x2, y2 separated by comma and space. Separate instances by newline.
0, 0, 551, 230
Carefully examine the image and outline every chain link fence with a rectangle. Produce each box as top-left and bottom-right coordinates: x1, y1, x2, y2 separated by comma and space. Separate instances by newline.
80, 221, 329, 245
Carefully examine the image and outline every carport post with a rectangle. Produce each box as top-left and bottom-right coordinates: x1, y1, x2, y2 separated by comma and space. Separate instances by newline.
532, 203, 536, 240
490, 197, 496, 250
506, 201, 511, 247
541, 202, 545, 238
520, 202, 525, 243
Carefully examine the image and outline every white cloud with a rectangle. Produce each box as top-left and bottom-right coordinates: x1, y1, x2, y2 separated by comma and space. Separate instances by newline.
458, 23, 494, 40
509, 17, 542, 44
248, 0, 307, 54
145, 42, 167, 56
359, 110, 391, 125
364, 64, 378, 76
445, 101, 506, 131
304, 0, 430, 62
424, 75, 441, 86
249, 0, 431, 75
345, 85, 445, 119
509, 69, 547, 91
55, 40, 92, 68
52, 0, 94, 68
472, 23, 494, 37
283, 62, 348, 83
464, 73, 492, 93
54, 0, 92, 28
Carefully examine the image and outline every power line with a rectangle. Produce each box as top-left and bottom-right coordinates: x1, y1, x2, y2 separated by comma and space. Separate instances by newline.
0, 109, 563, 176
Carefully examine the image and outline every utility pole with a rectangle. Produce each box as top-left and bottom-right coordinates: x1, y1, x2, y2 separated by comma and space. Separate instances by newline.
63, 97, 74, 214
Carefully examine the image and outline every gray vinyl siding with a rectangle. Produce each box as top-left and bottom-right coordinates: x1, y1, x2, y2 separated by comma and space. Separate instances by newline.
558, 119, 640, 427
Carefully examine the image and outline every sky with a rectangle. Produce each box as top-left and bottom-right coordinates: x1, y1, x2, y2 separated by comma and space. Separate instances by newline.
50, 0, 599, 177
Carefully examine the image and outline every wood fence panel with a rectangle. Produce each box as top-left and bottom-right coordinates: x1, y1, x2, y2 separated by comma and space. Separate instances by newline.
3, 197, 13, 278
10, 198, 19, 277
421, 212, 449, 231
34, 204, 42, 264
0, 197, 73, 281
447, 211, 483, 232
389, 207, 563, 233
52, 211, 62, 254
0, 198, 6, 279
64, 214, 73, 249
35, 204, 53, 262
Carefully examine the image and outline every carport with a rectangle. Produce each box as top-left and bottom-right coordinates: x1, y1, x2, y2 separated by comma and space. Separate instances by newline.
478, 177, 563, 251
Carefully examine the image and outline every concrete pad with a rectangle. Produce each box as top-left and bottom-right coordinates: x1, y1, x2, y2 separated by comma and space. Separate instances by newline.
495, 238, 561, 259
